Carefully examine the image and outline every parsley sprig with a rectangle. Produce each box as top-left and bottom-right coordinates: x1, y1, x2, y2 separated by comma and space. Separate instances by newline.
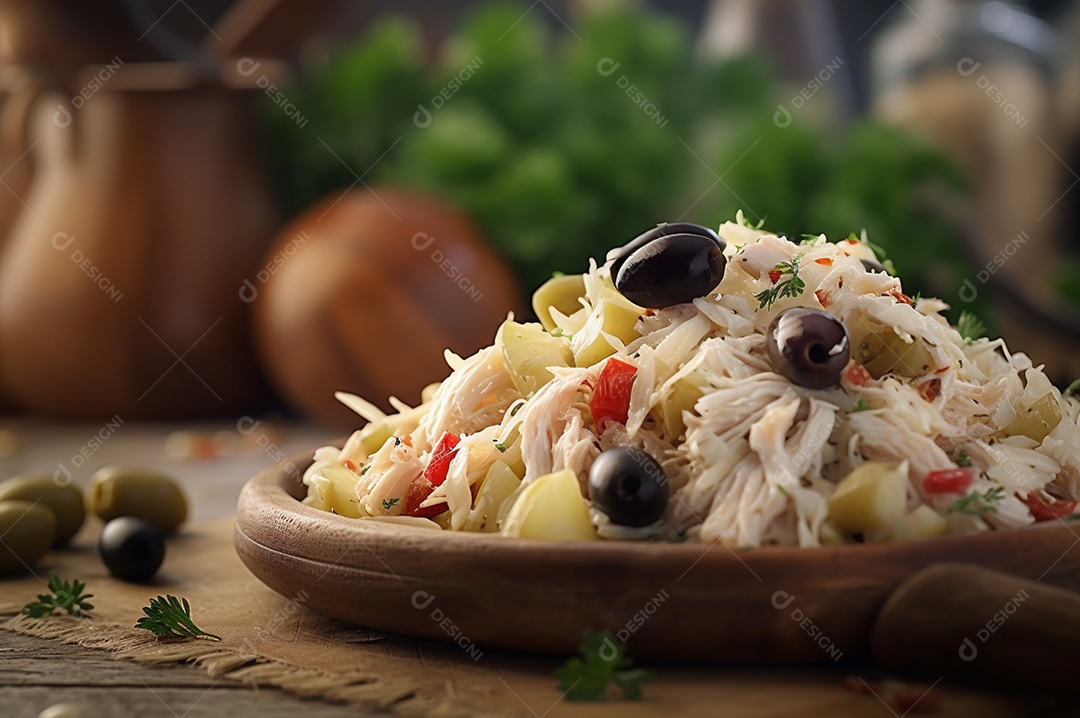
755, 254, 805, 309
555, 630, 654, 701
135, 595, 221, 641
957, 311, 986, 344
22, 575, 94, 618
948, 486, 1005, 517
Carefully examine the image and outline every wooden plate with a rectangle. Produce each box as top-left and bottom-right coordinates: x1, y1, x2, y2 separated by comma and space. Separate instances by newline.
234, 455, 1080, 663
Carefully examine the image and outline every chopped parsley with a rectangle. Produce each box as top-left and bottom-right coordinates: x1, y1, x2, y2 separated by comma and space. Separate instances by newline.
948, 486, 1005, 517
494, 442, 509, 453
957, 311, 986, 344
852, 399, 872, 413
755, 254, 805, 309
952, 451, 973, 468
1064, 379, 1080, 400
550, 328, 573, 339
381, 498, 400, 510
555, 630, 654, 701
910, 291, 922, 308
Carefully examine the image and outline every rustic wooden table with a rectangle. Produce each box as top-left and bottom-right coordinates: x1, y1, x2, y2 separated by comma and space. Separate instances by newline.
0, 419, 1071, 718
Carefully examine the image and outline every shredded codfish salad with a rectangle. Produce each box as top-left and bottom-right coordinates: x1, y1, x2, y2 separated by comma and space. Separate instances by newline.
303, 214, 1080, 547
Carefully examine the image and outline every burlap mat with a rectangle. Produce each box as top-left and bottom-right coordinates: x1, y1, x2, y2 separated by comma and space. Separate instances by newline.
0, 519, 1026, 717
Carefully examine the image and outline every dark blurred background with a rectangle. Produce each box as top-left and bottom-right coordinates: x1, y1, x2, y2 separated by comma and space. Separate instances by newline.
0, 0, 1077, 428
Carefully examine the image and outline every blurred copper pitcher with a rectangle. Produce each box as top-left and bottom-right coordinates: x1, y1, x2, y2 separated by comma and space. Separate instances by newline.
0, 63, 279, 418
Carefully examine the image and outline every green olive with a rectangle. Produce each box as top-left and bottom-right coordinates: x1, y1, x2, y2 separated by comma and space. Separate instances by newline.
855, 328, 936, 379
0, 475, 84, 545
86, 467, 188, 534
996, 392, 1062, 443
0, 500, 56, 575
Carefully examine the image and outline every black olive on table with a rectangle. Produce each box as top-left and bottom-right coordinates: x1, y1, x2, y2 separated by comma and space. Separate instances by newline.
588, 447, 669, 527
610, 223, 727, 308
766, 307, 850, 389
99, 517, 165, 582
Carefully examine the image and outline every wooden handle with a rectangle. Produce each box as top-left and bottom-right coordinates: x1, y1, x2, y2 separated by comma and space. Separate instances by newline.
870, 562, 1080, 690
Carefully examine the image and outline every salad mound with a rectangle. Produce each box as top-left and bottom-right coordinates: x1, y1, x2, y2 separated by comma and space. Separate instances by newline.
303, 215, 1080, 546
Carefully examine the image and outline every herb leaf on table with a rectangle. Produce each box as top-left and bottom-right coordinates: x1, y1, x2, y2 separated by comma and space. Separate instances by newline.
22, 575, 94, 618
555, 629, 653, 701
135, 595, 221, 641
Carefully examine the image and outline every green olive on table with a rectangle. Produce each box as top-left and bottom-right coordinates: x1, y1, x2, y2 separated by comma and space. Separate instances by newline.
0, 474, 84, 545
0, 500, 56, 575
86, 466, 188, 534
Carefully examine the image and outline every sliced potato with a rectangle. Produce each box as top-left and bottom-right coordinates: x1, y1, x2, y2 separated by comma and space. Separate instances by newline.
500, 321, 574, 397
827, 462, 908, 534
501, 469, 597, 541
305, 466, 365, 518
532, 274, 586, 332
571, 287, 643, 367
854, 328, 935, 379
996, 392, 1062, 443
887, 504, 947, 542
464, 461, 522, 532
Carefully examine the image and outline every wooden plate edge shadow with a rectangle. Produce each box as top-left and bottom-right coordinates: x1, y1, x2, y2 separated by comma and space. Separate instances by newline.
234, 449, 1080, 663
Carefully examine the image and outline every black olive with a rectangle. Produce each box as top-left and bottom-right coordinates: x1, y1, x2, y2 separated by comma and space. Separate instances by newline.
99, 517, 165, 582
861, 258, 888, 274
766, 307, 850, 389
608, 222, 724, 277
613, 226, 727, 308
588, 447, 669, 527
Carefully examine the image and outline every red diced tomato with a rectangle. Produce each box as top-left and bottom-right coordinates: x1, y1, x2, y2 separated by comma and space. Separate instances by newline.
401, 476, 446, 518
815, 289, 830, 307
1022, 494, 1078, 522
768, 269, 783, 284
923, 468, 973, 494
400, 432, 460, 518
590, 358, 638, 432
844, 363, 872, 386
815, 258, 833, 266
343, 459, 358, 473
423, 432, 460, 485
